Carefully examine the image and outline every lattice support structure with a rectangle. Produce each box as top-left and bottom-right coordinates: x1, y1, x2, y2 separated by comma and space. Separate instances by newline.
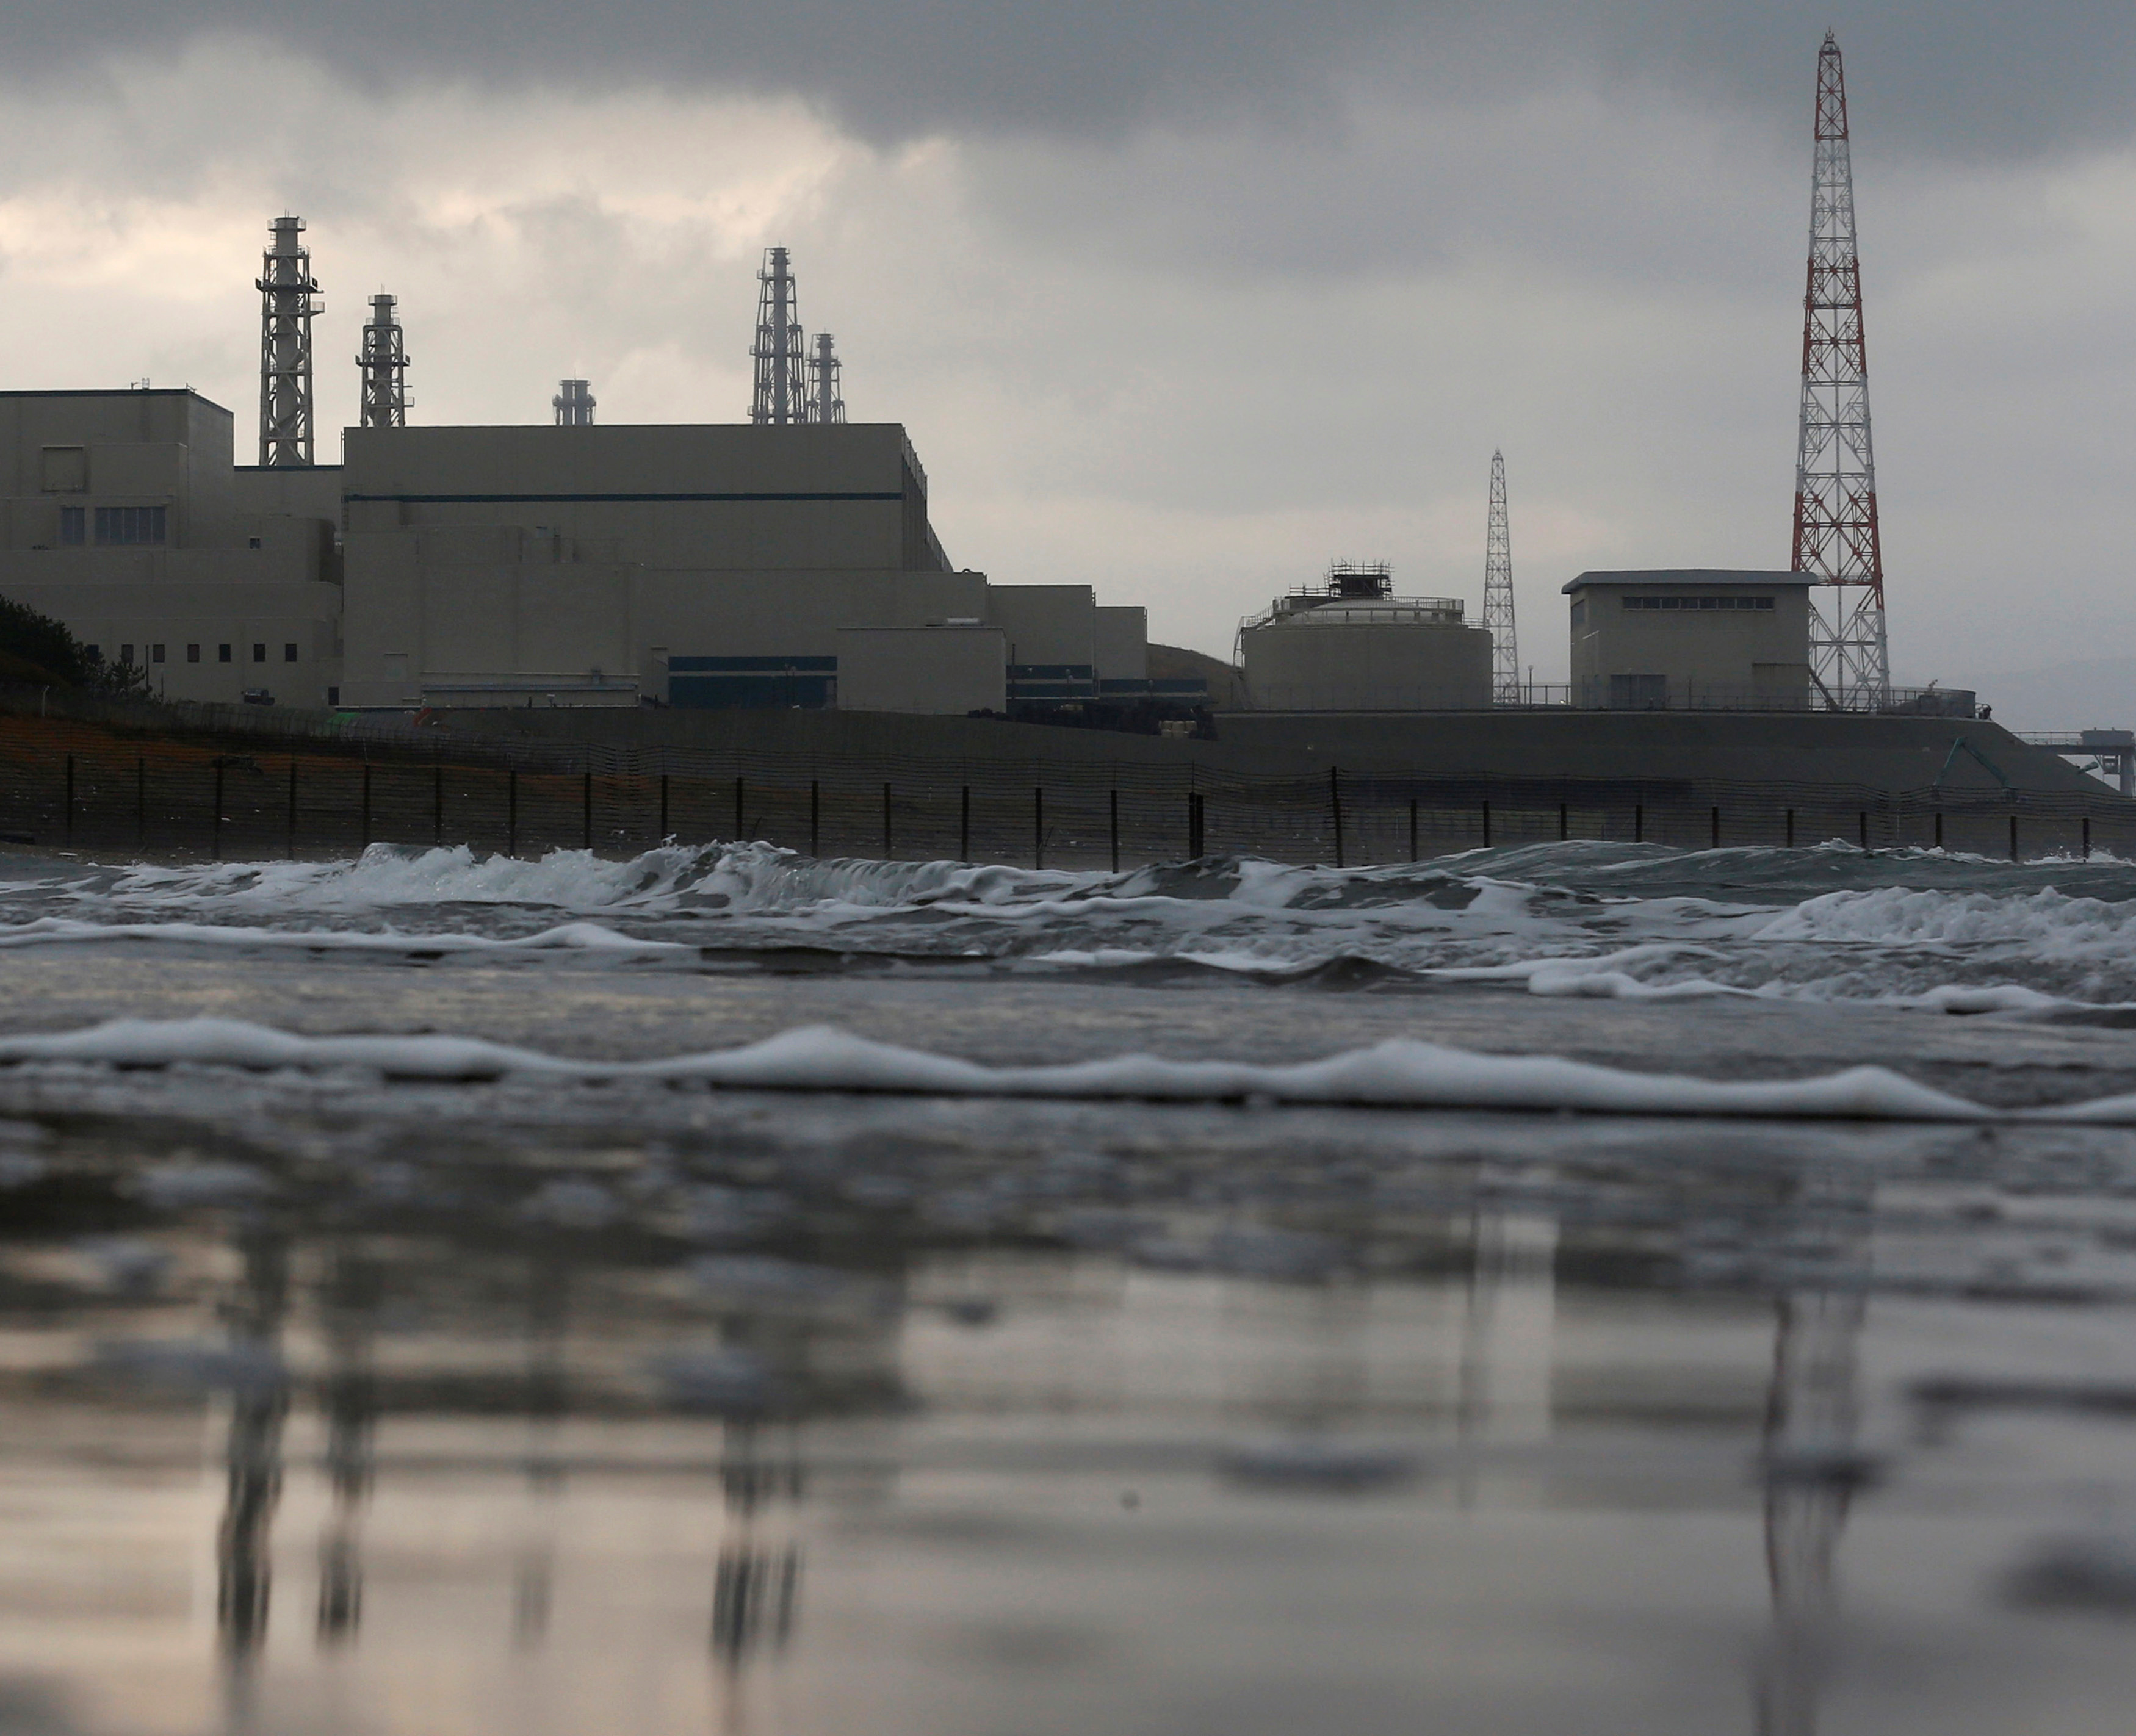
356, 294, 410, 430
552, 380, 595, 426
1484, 450, 1520, 705
256, 216, 320, 467
807, 331, 846, 424
1791, 31, 1891, 710
749, 247, 807, 425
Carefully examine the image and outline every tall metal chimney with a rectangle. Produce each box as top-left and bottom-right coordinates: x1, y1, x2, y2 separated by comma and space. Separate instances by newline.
807, 331, 846, 424
749, 247, 806, 424
356, 293, 410, 429
256, 215, 320, 466
553, 379, 596, 426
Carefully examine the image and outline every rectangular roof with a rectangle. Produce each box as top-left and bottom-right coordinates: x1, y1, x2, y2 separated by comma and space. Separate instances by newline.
1562, 568, 1816, 594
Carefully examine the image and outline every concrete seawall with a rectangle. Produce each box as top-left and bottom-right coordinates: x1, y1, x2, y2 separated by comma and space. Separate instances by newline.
435, 706, 2101, 797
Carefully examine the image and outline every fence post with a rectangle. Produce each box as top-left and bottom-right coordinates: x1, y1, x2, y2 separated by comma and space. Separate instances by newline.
1108, 788, 1117, 872
1558, 801, 1567, 843
660, 773, 671, 843
1710, 805, 1720, 849
212, 760, 225, 861
1034, 787, 1044, 869
136, 757, 145, 848
809, 780, 820, 857
1857, 810, 1868, 851
1410, 798, 1420, 862
507, 769, 518, 857
580, 770, 593, 849
1785, 808, 1795, 848
2010, 812, 2019, 862
1481, 800, 1492, 849
1633, 802, 1643, 844
361, 763, 372, 848
965, 785, 975, 863
1330, 766, 1345, 868
434, 763, 444, 848
63, 755, 73, 843
287, 758, 298, 858
2084, 815, 2092, 860
883, 782, 893, 859
1933, 811, 1942, 851
1187, 791, 1203, 859
734, 776, 746, 842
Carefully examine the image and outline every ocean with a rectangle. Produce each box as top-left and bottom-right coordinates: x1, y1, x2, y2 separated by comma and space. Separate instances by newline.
2, 837, 2135, 1734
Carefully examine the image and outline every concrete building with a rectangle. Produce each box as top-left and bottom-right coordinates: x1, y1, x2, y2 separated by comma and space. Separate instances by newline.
334, 420, 1099, 711
0, 389, 342, 705
0, 389, 1165, 717
1239, 566, 1493, 711
1565, 569, 1816, 710
835, 624, 1007, 714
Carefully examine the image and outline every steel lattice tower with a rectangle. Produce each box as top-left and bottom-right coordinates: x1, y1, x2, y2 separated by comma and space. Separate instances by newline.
256, 216, 320, 466
1484, 450, 1520, 705
749, 247, 807, 424
356, 294, 410, 429
552, 380, 595, 425
1791, 32, 1890, 710
807, 331, 846, 424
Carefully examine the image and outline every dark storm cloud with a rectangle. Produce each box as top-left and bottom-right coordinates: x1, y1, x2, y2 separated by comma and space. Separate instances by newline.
8, 0, 2135, 156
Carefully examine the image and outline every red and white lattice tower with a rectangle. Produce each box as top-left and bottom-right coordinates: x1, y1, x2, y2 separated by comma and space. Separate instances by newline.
1791, 31, 1889, 710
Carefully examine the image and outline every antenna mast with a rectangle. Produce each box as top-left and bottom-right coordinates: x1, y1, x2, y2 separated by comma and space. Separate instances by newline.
1484, 450, 1519, 705
256, 215, 320, 466
1791, 31, 1889, 710
356, 293, 409, 429
749, 247, 807, 424
807, 332, 846, 424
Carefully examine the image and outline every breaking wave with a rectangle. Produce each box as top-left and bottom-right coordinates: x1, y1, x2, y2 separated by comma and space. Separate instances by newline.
9, 838, 2136, 1010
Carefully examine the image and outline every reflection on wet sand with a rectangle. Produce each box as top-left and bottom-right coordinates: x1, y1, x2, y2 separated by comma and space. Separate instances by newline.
4, 1105, 2134, 1734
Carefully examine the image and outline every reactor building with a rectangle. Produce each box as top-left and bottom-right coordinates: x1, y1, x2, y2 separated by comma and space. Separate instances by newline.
0, 225, 1180, 716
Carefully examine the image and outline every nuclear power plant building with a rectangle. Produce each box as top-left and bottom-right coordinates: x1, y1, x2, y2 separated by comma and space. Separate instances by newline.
0, 387, 1159, 713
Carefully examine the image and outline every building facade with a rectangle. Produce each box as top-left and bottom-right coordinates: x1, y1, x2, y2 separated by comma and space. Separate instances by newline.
0, 394, 1162, 716
1239, 568, 1493, 711
1565, 569, 1816, 710
0, 389, 342, 705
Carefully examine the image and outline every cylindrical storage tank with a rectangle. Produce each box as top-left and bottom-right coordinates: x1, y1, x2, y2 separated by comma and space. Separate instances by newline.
1241, 601, 1495, 710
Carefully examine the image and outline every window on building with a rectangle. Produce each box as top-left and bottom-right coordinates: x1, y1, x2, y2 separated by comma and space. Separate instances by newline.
186, 644, 200, 663
247, 536, 262, 549
93, 506, 168, 546
1618, 594, 1777, 612
85, 644, 100, 663
327, 686, 340, 707
218, 644, 233, 662
252, 644, 266, 663
283, 643, 298, 663
120, 644, 134, 666
58, 506, 85, 546
151, 644, 166, 664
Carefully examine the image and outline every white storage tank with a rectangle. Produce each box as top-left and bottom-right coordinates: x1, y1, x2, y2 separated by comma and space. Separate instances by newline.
1239, 564, 1494, 711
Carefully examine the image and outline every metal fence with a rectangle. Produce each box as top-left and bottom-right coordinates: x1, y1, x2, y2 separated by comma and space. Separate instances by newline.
2, 705, 2130, 868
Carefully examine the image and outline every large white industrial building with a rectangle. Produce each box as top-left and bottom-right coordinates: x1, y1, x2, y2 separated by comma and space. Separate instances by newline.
0, 386, 1171, 713
0, 220, 1198, 717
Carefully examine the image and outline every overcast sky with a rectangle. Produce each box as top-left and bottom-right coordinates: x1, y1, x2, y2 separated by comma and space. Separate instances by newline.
1, 2, 2132, 718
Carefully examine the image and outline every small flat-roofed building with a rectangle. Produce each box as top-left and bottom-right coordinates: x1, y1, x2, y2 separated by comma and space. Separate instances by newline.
1565, 569, 1817, 710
